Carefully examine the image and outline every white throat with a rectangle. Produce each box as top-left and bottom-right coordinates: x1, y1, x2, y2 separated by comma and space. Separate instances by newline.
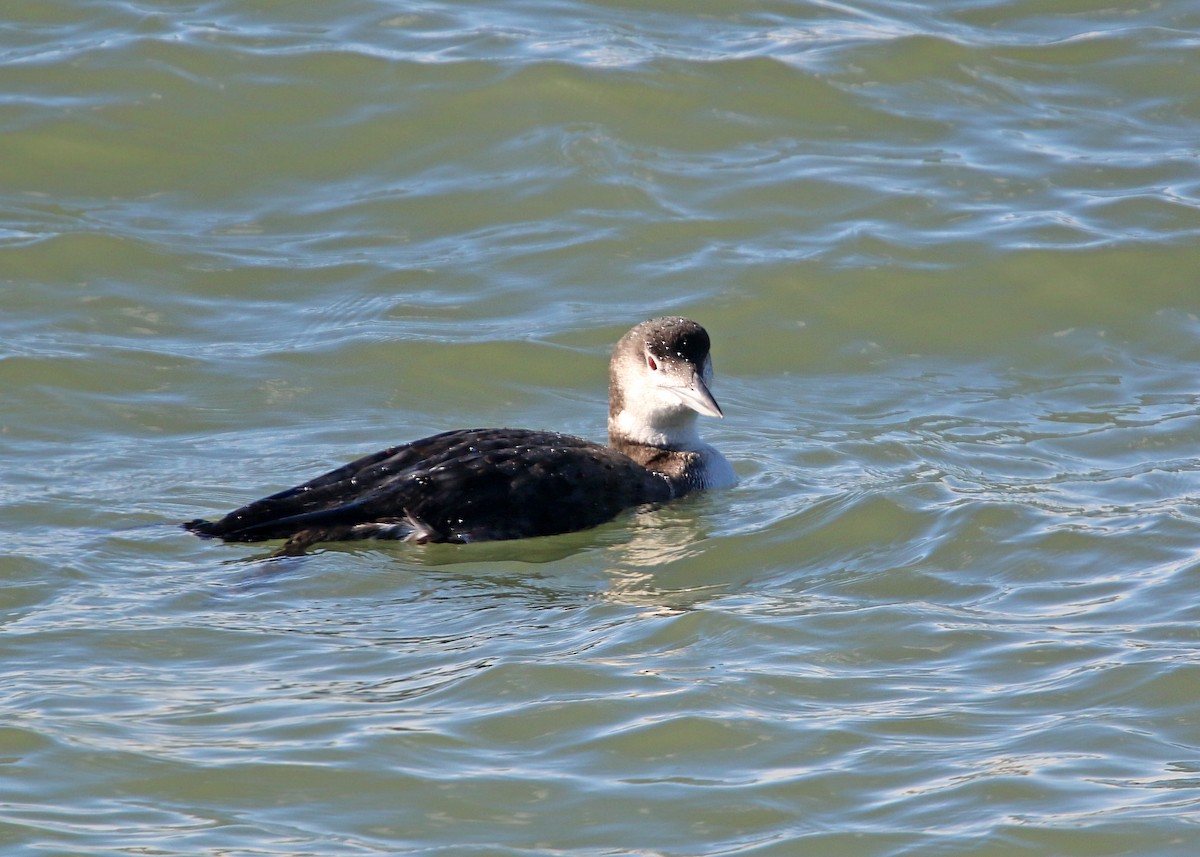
612, 403, 703, 450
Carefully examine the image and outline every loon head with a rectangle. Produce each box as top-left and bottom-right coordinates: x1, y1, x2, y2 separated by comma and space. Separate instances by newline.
607, 317, 724, 449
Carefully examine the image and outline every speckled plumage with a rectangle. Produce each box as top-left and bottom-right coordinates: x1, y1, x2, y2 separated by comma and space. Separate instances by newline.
184, 318, 734, 551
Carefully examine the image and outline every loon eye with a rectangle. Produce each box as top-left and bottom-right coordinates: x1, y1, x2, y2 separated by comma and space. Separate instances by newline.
646, 354, 658, 371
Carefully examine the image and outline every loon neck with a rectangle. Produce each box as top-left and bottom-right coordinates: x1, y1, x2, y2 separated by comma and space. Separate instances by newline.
608, 406, 702, 453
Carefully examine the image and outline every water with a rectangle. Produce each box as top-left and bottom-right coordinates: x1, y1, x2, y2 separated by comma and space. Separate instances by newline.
3, 1, 1200, 854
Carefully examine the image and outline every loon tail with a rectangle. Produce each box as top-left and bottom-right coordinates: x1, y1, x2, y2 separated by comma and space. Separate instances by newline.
183, 518, 223, 538
182, 506, 443, 546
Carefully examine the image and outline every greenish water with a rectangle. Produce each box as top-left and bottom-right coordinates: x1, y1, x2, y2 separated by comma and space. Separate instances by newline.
3, 1, 1200, 855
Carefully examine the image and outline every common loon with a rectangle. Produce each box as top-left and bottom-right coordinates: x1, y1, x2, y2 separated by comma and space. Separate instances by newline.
184, 317, 735, 551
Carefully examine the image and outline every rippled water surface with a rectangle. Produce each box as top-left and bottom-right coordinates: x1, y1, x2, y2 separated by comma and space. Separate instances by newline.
3, 1, 1200, 854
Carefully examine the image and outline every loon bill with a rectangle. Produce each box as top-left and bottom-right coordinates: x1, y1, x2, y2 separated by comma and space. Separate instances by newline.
184, 317, 736, 552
